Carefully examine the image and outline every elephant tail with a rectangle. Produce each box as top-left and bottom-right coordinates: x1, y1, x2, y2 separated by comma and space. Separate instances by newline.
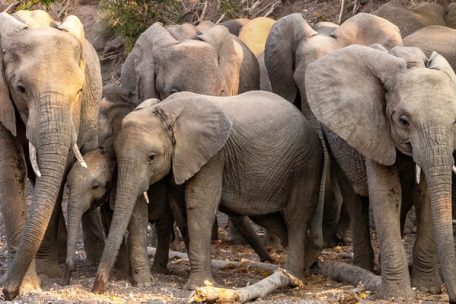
309, 129, 328, 249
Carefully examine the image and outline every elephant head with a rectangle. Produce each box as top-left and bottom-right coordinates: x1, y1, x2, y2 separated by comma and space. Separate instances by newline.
264, 12, 402, 126
0, 11, 101, 299
121, 23, 245, 104
92, 92, 232, 293
63, 147, 114, 285
305, 44, 456, 301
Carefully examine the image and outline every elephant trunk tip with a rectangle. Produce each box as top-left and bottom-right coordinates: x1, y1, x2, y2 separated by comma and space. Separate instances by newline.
2, 286, 19, 301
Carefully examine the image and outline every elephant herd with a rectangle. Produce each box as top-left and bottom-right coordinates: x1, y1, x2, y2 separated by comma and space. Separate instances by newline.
1, 1, 456, 302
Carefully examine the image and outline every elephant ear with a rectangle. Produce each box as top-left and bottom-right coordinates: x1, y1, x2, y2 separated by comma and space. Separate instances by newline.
196, 25, 243, 95
158, 93, 232, 185
0, 13, 28, 136
132, 22, 178, 100
264, 13, 317, 102
426, 51, 456, 87
58, 15, 85, 45
336, 13, 402, 49
305, 45, 407, 166
13, 10, 56, 28
135, 98, 160, 110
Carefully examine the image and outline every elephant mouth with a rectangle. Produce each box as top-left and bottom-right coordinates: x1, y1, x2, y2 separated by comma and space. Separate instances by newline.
397, 141, 412, 157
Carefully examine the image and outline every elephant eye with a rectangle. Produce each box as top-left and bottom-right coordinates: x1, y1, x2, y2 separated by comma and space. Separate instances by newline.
91, 183, 100, 190
17, 84, 26, 94
169, 88, 178, 95
399, 114, 409, 127
148, 153, 156, 162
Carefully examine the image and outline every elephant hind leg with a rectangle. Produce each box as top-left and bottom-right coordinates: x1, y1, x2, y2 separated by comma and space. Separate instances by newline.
284, 173, 321, 280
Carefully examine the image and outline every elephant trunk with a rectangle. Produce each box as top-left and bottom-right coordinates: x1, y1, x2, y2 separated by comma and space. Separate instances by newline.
3, 95, 73, 300
92, 159, 141, 293
61, 195, 87, 286
419, 131, 456, 302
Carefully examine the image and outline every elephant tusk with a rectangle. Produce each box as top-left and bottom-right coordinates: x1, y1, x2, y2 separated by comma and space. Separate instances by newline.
415, 164, 421, 184
143, 192, 149, 204
72, 143, 87, 168
29, 142, 41, 178
453, 165, 456, 175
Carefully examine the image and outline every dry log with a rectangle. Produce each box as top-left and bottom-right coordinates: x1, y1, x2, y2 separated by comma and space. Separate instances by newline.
188, 268, 302, 303
315, 260, 381, 292
147, 247, 278, 272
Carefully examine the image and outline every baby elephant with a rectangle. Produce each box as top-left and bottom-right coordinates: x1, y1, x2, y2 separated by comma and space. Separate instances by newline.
92, 91, 324, 292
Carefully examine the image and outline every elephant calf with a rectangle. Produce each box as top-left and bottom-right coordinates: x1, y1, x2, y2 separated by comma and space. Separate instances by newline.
92, 91, 324, 293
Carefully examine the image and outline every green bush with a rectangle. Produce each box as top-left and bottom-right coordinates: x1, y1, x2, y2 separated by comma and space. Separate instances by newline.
99, 0, 186, 52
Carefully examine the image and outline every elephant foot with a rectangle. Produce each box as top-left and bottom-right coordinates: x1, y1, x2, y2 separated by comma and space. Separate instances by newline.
133, 273, 153, 287
60, 265, 72, 286
36, 257, 62, 278
412, 273, 442, 294
376, 282, 415, 300
20, 273, 41, 294
184, 272, 215, 290
92, 274, 107, 294
151, 263, 169, 275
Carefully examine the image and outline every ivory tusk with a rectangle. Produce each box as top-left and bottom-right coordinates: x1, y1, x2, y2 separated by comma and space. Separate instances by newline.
415, 164, 421, 184
72, 143, 87, 168
29, 142, 41, 178
452, 165, 456, 175
143, 192, 149, 204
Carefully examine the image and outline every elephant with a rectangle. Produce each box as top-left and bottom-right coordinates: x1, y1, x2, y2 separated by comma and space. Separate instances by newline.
305, 44, 456, 301
0, 11, 102, 300
120, 22, 259, 105
264, 12, 402, 271
372, 0, 446, 37
220, 18, 250, 36
90, 90, 324, 293
238, 17, 275, 57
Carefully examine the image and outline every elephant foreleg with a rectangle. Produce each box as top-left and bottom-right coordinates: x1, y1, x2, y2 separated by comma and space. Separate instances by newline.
184, 158, 224, 290
411, 179, 441, 293
36, 183, 66, 278
128, 197, 152, 286
0, 127, 40, 292
366, 160, 414, 299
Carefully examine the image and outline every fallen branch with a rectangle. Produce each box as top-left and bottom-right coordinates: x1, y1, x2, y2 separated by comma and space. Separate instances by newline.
315, 260, 381, 292
147, 247, 278, 272
188, 268, 302, 303
3, 1, 19, 13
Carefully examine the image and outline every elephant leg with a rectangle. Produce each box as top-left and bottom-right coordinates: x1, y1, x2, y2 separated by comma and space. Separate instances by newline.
366, 160, 414, 299
284, 173, 321, 280
411, 180, 441, 293
150, 215, 172, 274
229, 216, 273, 262
169, 185, 189, 249
335, 166, 373, 271
212, 217, 219, 241
36, 184, 65, 278
0, 129, 40, 291
184, 159, 223, 290
128, 197, 152, 286
82, 208, 105, 266
250, 213, 288, 248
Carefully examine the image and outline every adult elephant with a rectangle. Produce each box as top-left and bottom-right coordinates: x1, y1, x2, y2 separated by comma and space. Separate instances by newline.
372, 0, 446, 37
264, 12, 402, 271
305, 44, 456, 301
0, 11, 102, 300
120, 22, 259, 105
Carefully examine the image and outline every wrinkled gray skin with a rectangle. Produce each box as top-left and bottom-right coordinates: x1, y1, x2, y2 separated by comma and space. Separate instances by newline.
91, 91, 323, 293
265, 12, 402, 273
62, 89, 135, 285
372, 0, 446, 37
305, 44, 456, 301
0, 11, 101, 300
120, 22, 259, 105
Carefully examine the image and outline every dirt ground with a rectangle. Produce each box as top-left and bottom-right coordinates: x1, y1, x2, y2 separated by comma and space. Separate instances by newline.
0, 195, 451, 303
